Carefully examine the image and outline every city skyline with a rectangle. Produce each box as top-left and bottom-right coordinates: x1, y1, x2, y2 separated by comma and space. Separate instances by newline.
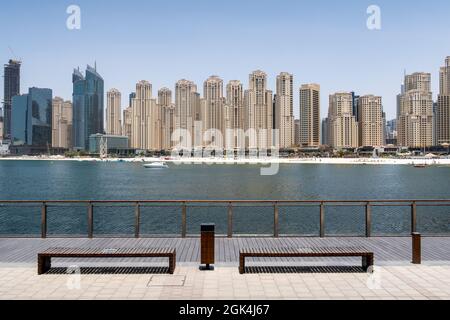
4, 56, 450, 152
2, 0, 450, 120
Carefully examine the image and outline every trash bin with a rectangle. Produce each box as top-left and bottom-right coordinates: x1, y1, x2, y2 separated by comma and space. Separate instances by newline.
200, 224, 215, 270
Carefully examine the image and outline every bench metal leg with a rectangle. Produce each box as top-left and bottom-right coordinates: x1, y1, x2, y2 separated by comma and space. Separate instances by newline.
169, 254, 176, 274
38, 255, 51, 275
362, 254, 374, 272
239, 255, 245, 274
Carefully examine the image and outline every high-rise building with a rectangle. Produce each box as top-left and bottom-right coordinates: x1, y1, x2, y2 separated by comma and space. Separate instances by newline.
294, 119, 300, 146
130, 81, 161, 150
52, 97, 73, 149
328, 92, 359, 148
122, 107, 132, 146
386, 119, 398, 145
397, 72, 433, 148
3, 60, 21, 140
275, 73, 294, 148
175, 79, 199, 149
226, 80, 245, 149
203, 76, 225, 140
106, 89, 122, 135
357, 95, 384, 147
159, 88, 175, 150
351, 92, 360, 119
245, 70, 273, 149
129, 92, 136, 108
72, 65, 104, 150
11, 87, 52, 147
437, 57, 450, 145
321, 118, 329, 146
299, 84, 321, 147
158, 88, 172, 107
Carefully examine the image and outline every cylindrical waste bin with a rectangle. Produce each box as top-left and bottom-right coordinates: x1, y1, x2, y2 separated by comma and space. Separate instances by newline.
200, 224, 215, 270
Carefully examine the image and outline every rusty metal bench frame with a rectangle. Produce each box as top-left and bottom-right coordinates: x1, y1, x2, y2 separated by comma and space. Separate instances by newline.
239, 247, 374, 274
38, 247, 176, 275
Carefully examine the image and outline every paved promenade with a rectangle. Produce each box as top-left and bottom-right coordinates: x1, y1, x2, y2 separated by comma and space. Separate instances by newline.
0, 237, 449, 300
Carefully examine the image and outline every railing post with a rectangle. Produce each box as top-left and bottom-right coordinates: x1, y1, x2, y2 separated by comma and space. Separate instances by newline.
320, 202, 325, 238
135, 202, 140, 238
181, 202, 187, 238
87, 202, 93, 239
41, 202, 47, 239
411, 201, 417, 233
274, 202, 279, 238
412, 232, 421, 264
365, 202, 371, 238
227, 202, 233, 238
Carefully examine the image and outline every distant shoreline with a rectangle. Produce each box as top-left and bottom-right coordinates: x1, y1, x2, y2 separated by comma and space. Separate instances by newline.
1, 156, 450, 166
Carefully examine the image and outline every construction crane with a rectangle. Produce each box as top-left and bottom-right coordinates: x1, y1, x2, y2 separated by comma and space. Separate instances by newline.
8, 46, 22, 62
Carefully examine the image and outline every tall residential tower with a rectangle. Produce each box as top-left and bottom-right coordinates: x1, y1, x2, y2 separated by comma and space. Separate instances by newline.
52, 97, 73, 149
397, 73, 433, 148
106, 89, 122, 135
299, 84, 321, 147
245, 70, 273, 149
358, 95, 384, 147
437, 57, 450, 145
275, 73, 294, 148
328, 92, 359, 148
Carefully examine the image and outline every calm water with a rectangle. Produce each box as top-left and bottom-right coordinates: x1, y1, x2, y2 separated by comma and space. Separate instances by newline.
0, 161, 449, 236
1, 160, 450, 200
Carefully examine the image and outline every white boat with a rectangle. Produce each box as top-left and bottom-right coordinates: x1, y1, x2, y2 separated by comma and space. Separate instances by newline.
143, 162, 169, 169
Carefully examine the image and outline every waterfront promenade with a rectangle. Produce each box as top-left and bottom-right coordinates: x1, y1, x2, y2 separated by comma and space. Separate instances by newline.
1, 237, 449, 300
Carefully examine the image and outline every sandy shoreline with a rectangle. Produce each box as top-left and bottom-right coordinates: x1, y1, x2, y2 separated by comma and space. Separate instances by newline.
1, 156, 450, 166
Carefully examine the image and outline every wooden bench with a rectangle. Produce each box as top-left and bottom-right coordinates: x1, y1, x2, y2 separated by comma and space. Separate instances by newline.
239, 247, 374, 274
38, 247, 176, 275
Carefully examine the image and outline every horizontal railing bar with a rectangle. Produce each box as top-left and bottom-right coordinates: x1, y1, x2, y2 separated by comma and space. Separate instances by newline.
414, 204, 450, 207
2, 199, 450, 204
370, 204, 415, 207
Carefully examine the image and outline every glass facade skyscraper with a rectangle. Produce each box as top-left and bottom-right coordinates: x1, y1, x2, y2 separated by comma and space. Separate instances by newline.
3, 60, 21, 140
11, 87, 52, 146
72, 65, 104, 150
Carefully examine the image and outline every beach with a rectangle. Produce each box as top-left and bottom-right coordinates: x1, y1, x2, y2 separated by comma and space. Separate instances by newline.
1, 155, 450, 166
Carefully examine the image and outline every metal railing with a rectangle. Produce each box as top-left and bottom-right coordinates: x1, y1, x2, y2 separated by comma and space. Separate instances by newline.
0, 199, 449, 238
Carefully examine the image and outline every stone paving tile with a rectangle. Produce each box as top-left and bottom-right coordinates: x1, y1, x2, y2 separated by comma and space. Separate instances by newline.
0, 265, 449, 300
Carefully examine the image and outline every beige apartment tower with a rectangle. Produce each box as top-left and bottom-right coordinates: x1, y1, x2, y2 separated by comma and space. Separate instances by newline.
245, 70, 273, 149
225, 80, 245, 149
175, 79, 200, 149
106, 89, 122, 136
131, 81, 161, 150
275, 73, 294, 148
158, 88, 176, 150
358, 95, 384, 147
203, 76, 225, 145
299, 84, 320, 147
328, 92, 359, 148
52, 97, 73, 149
397, 73, 433, 148
437, 57, 450, 145
122, 107, 132, 146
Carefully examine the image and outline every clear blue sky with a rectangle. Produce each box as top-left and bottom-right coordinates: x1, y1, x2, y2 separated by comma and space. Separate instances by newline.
1, 0, 450, 120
